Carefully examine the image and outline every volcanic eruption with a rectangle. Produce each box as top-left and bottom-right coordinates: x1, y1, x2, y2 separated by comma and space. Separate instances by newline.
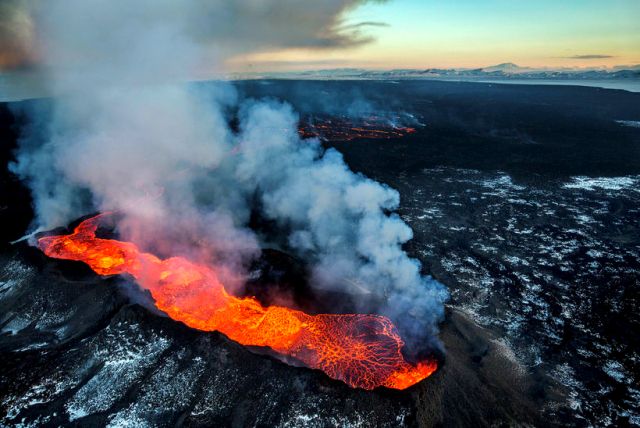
38, 213, 437, 390
9, 0, 447, 393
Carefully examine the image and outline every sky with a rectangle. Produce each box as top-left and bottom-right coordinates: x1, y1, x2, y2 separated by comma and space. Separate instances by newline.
230, 0, 640, 71
0, 0, 638, 76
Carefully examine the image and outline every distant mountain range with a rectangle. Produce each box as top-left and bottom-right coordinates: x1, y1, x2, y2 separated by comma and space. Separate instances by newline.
235, 63, 640, 81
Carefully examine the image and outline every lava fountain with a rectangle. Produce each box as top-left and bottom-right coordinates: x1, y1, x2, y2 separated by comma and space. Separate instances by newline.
37, 214, 437, 390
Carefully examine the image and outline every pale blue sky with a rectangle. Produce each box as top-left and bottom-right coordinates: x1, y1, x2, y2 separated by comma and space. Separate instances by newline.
241, 0, 640, 70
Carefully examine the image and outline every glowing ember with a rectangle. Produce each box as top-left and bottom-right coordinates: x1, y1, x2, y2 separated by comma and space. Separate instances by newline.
298, 115, 417, 142
37, 214, 437, 390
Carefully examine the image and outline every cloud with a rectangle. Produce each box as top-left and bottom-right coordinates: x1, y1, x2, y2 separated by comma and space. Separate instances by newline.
0, 0, 388, 73
564, 54, 615, 60
0, 0, 37, 69
338, 21, 391, 30
234, 59, 356, 71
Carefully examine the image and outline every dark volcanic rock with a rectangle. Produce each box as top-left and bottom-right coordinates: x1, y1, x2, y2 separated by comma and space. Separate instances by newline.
0, 247, 543, 427
3, 81, 640, 426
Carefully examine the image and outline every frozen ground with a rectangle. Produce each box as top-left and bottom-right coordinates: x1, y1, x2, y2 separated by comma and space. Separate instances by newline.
397, 167, 640, 426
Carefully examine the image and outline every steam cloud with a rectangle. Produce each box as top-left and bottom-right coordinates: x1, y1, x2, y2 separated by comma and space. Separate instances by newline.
0, 0, 36, 69
10, 1, 446, 351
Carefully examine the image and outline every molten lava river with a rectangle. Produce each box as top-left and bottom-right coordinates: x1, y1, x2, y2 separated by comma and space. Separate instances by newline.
38, 214, 437, 390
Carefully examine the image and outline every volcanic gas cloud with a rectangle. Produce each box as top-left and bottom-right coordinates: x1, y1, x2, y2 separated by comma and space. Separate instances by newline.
11, 0, 448, 391
38, 214, 437, 390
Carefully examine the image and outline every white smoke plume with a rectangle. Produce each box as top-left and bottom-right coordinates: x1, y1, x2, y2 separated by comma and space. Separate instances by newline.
9, 0, 447, 351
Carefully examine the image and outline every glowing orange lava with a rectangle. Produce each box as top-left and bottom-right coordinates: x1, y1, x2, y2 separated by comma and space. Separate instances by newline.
38, 214, 437, 390
298, 117, 417, 142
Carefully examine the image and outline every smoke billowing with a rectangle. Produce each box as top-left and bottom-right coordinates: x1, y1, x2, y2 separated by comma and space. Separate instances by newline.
9, 1, 446, 352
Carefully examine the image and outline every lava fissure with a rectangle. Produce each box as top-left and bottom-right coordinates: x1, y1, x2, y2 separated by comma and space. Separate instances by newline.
37, 214, 437, 390
298, 116, 418, 142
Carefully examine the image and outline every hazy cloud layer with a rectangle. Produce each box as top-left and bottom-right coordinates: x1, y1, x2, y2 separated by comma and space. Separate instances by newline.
0, 0, 36, 69
0, 0, 386, 73
564, 54, 614, 59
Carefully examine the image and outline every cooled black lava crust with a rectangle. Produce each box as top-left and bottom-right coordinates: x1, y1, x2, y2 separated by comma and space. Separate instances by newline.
2, 80, 639, 427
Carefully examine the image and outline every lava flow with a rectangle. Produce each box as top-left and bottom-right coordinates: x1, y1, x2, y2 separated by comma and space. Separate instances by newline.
298, 115, 417, 142
37, 214, 437, 390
